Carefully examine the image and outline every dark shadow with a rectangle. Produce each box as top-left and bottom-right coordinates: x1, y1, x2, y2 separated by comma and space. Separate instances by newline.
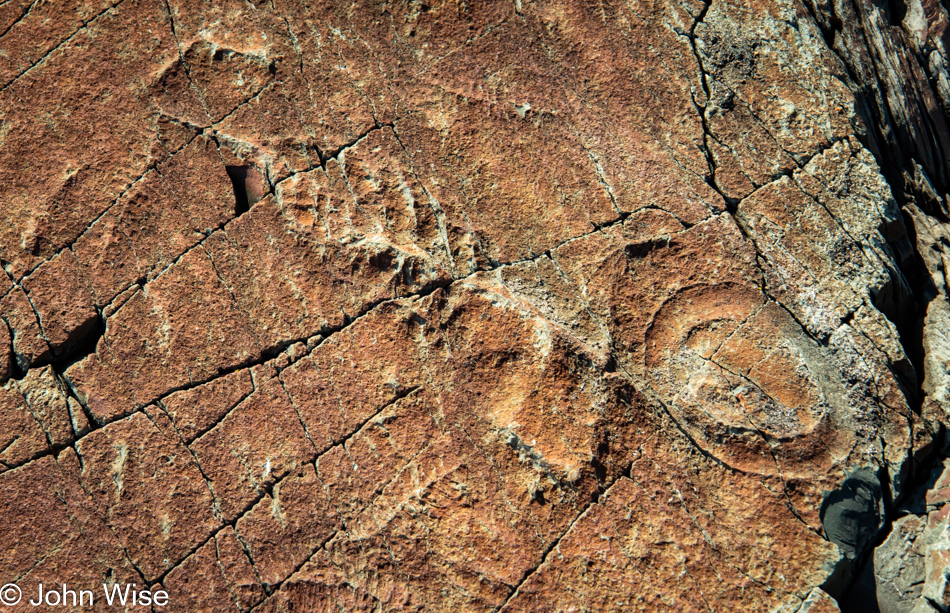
838, 559, 881, 613
52, 313, 105, 373
225, 165, 252, 215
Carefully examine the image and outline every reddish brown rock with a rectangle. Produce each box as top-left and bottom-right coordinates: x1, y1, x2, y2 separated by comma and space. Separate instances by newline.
0, 452, 139, 609
158, 368, 253, 444
315, 389, 442, 523
0, 320, 12, 384
74, 411, 218, 580
16, 366, 83, 447
0, 0, 183, 278
19, 251, 97, 359
0, 366, 85, 472
4, 0, 950, 610
161, 526, 265, 612
253, 550, 379, 613
66, 245, 261, 421
235, 463, 339, 587
189, 372, 314, 521
0, 287, 51, 371
71, 134, 235, 307
0, 383, 51, 470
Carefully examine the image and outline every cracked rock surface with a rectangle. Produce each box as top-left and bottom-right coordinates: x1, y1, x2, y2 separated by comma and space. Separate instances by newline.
1, 0, 950, 610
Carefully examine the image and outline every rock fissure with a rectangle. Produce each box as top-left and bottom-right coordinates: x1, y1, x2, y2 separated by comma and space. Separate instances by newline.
6, 0, 950, 609
497, 475, 624, 612
0, 0, 39, 43
14, 129, 206, 284
0, 0, 127, 92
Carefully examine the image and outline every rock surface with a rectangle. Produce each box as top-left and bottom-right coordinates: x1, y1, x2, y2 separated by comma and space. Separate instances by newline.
865, 459, 950, 613
0, 0, 948, 611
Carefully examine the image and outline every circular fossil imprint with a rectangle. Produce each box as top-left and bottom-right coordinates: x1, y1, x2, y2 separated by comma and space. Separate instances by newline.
644, 283, 836, 474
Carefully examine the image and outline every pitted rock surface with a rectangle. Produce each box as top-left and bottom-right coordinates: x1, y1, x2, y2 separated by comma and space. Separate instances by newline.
1, 0, 950, 611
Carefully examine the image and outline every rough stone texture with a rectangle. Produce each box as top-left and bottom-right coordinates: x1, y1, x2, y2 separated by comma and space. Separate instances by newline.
1, 0, 950, 611
0, 366, 87, 471
868, 459, 950, 613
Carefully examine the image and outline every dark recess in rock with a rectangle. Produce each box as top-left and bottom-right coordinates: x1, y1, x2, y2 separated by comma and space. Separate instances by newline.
225, 165, 254, 215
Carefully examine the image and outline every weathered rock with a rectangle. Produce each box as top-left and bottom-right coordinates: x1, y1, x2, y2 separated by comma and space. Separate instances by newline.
0, 286, 52, 371
158, 368, 253, 444
2, 0, 950, 610
234, 463, 339, 587
70, 134, 235, 308
867, 460, 950, 613
874, 514, 927, 612
20, 250, 98, 359
16, 366, 86, 448
0, 381, 53, 470
160, 526, 265, 612
0, 366, 86, 471
905, 204, 950, 428
0, 452, 140, 607
0, 320, 12, 384
189, 371, 315, 522
74, 410, 219, 580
